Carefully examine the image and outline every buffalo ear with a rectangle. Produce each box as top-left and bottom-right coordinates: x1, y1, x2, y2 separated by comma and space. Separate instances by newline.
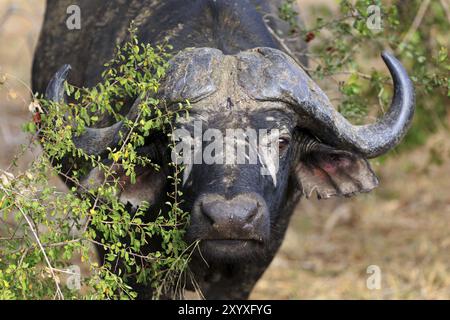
295, 144, 378, 199
81, 164, 167, 208
117, 166, 167, 209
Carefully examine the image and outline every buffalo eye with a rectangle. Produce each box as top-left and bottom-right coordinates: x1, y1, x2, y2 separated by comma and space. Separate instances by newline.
278, 137, 290, 154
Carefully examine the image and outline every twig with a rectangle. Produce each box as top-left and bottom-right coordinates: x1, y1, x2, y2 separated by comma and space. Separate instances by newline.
0, 236, 24, 241
44, 238, 82, 248
399, 0, 431, 50
440, 0, 450, 23
302, 13, 356, 35
262, 14, 306, 69
0, 180, 64, 299
16, 205, 65, 300
87, 238, 156, 260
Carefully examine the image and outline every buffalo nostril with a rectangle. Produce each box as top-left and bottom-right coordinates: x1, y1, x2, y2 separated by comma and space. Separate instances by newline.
201, 201, 217, 225
245, 206, 259, 223
198, 195, 268, 241
200, 198, 262, 230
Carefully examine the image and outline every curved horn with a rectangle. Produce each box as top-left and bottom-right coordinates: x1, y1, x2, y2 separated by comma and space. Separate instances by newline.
45, 65, 139, 156
300, 51, 415, 158
238, 48, 416, 158
45, 64, 72, 102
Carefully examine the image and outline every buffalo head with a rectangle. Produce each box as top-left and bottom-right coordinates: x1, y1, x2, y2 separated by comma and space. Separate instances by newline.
45, 47, 414, 262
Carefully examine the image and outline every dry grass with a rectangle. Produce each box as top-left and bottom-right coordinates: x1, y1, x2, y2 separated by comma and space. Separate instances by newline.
0, 0, 449, 300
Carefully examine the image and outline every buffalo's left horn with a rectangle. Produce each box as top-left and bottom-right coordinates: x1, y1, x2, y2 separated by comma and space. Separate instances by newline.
242, 48, 415, 158
45, 65, 139, 156
298, 51, 415, 158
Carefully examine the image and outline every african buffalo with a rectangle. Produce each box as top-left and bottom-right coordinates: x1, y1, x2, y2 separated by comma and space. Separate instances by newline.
33, 0, 415, 299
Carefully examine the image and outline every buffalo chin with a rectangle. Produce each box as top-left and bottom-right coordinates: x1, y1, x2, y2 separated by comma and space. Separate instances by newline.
198, 239, 264, 262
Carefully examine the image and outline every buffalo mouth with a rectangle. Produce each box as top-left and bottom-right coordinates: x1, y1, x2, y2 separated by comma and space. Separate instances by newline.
197, 238, 265, 261
202, 239, 264, 245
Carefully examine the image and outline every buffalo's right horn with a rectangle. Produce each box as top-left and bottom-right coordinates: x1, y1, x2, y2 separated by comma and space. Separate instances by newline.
45, 65, 140, 156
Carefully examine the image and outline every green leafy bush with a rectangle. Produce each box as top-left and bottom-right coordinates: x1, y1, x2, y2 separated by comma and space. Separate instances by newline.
0, 25, 192, 300
281, 0, 449, 151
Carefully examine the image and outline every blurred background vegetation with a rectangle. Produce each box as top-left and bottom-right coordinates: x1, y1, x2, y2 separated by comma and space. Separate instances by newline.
0, 0, 449, 299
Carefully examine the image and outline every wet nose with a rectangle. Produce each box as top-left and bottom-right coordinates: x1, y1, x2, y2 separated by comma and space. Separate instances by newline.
201, 196, 265, 240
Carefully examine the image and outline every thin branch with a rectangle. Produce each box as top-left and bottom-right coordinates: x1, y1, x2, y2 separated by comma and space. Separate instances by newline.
399, 0, 431, 49
440, 0, 450, 23
262, 14, 305, 68
0, 180, 64, 299
16, 205, 65, 300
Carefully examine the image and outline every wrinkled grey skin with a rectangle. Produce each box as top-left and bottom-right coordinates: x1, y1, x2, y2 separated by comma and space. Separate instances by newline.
35, 0, 415, 299
162, 47, 415, 158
